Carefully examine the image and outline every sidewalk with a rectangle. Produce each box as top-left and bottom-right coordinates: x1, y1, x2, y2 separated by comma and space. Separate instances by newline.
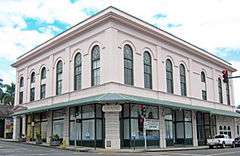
0, 138, 208, 153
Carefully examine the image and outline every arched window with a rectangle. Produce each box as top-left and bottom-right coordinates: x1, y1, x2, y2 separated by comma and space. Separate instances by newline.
56, 60, 63, 95
124, 44, 134, 85
201, 71, 206, 82
166, 59, 173, 93
218, 78, 223, 103
20, 77, 24, 87
40, 67, 46, 99
41, 67, 46, 80
30, 72, 35, 101
143, 52, 152, 89
180, 64, 187, 96
201, 71, 207, 100
74, 53, 82, 90
30, 72, 35, 83
19, 77, 24, 104
91, 45, 100, 86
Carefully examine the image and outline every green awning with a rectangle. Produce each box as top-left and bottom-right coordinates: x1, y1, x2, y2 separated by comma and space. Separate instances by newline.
13, 93, 240, 118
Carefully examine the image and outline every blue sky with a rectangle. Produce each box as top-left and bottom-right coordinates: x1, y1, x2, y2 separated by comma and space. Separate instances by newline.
0, 0, 240, 105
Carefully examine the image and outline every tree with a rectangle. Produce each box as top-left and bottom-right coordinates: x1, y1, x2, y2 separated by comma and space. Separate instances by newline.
0, 78, 3, 103
2, 82, 15, 106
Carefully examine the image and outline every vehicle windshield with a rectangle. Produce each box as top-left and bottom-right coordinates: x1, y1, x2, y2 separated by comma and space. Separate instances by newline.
214, 135, 224, 138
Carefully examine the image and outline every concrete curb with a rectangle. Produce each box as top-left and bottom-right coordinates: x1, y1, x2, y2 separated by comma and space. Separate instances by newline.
0, 139, 209, 153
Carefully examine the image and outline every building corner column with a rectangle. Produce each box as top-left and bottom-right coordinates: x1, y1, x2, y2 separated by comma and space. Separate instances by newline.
159, 108, 166, 148
103, 104, 122, 150
192, 111, 198, 147
63, 107, 70, 146
13, 116, 20, 141
22, 114, 26, 136
46, 111, 53, 144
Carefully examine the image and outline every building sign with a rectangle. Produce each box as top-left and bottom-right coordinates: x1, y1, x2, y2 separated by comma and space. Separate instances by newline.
144, 119, 160, 130
102, 104, 122, 112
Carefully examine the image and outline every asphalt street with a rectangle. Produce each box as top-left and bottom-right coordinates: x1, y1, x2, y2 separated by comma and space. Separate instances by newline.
0, 141, 240, 156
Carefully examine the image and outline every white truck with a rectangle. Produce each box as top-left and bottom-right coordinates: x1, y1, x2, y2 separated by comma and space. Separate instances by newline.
207, 134, 235, 149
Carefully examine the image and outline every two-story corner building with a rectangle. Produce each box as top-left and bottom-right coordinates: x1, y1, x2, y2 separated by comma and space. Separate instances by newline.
12, 7, 240, 149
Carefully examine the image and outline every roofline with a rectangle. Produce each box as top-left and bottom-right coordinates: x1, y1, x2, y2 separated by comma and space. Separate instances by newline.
12, 6, 236, 72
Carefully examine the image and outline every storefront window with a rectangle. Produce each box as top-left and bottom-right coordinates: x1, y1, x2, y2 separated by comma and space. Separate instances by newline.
96, 119, 102, 139
120, 104, 160, 148
82, 120, 95, 140
146, 106, 159, 119
197, 112, 216, 146
165, 108, 173, 143
165, 109, 192, 146
123, 119, 130, 139
26, 115, 33, 141
53, 120, 64, 139
131, 105, 141, 118
82, 105, 95, 118
53, 109, 64, 139
69, 104, 104, 147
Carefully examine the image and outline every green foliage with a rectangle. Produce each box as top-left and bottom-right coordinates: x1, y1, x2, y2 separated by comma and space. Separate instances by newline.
50, 134, 60, 142
0, 79, 15, 106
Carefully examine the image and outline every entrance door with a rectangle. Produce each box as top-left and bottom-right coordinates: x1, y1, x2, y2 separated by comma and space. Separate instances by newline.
19, 117, 22, 138
0, 119, 5, 138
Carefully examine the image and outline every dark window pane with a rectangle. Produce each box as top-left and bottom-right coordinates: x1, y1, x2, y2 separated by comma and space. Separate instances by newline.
180, 64, 187, 96
31, 72, 35, 83
41, 67, 46, 80
56, 60, 63, 95
166, 59, 173, 93
91, 46, 100, 86
124, 44, 134, 85
74, 53, 82, 90
30, 87, 35, 101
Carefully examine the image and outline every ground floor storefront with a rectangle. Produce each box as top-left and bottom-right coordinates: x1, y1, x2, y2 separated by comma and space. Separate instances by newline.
13, 102, 240, 149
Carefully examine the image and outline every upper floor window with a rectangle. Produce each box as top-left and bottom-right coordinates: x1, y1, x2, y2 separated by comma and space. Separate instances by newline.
218, 78, 223, 103
166, 59, 174, 93
180, 64, 187, 96
201, 71, 207, 100
40, 84, 46, 99
124, 44, 134, 85
40, 67, 46, 99
30, 88, 35, 101
226, 82, 230, 105
143, 51, 152, 89
41, 67, 46, 80
91, 45, 100, 86
20, 77, 24, 88
19, 91, 23, 104
74, 53, 82, 90
30, 72, 35, 83
56, 60, 63, 95
201, 71, 206, 82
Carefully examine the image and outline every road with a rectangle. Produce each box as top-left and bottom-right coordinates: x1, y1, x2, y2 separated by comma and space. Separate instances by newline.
0, 141, 240, 156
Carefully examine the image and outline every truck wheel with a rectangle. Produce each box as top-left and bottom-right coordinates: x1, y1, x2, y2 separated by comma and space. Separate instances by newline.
231, 142, 235, 148
209, 145, 213, 149
221, 142, 226, 148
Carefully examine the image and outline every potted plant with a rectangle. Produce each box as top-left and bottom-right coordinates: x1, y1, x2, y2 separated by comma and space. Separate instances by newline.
19, 134, 26, 142
36, 133, 42, 144
50, 134, 60, 146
